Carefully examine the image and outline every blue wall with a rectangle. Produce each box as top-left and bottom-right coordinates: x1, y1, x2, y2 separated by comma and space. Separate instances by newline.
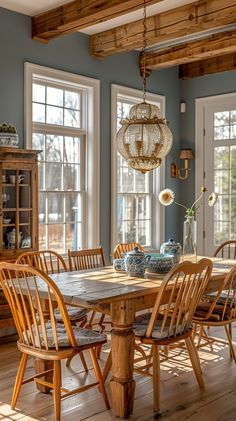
0, 7, 182, 255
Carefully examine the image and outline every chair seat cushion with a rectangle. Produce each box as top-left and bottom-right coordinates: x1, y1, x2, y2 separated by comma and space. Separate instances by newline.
25, 322, 106, 349
133, 313, 192, 340
194, 300, 236, 321
54, 305, 88, 322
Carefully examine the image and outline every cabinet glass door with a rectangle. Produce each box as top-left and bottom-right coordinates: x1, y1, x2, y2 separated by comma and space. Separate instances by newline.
2, 169, 32, 250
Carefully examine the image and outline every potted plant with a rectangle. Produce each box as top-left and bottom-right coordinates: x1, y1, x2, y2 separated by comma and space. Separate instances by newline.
0, 122, 19, 147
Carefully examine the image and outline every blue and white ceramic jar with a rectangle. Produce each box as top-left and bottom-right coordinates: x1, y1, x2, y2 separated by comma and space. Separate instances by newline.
160, 238, 182, 264
124, 247, 151, 277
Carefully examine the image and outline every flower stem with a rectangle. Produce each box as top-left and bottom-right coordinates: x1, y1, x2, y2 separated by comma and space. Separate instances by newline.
173, 200, 188, 211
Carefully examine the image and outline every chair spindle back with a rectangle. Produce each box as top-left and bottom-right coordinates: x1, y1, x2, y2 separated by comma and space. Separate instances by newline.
145, 258, 212, 339
68, 247, 106, 271
0, 262, 76, 351
16, 250, 67, 274
113, 242, 144, 259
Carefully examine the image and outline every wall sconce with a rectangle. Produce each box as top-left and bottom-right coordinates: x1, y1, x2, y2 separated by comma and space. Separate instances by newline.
171, 149, 193, 180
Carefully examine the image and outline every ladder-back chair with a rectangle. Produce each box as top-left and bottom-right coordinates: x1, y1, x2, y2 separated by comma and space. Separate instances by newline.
132, 258, 212, 413
193, 264, 236, 362
113, 242, 144, 259
214, 240, 236, 259
0, 262, 110, 421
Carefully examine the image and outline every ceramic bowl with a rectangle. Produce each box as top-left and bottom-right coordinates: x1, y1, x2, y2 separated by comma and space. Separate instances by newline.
3, 218, 11, 224
113, 258, 126, 272
147, 253, 174, 273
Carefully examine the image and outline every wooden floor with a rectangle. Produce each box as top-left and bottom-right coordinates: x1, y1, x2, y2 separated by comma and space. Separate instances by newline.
1, 326, 236, 421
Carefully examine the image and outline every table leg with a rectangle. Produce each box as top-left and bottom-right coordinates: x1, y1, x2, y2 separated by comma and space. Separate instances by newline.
110, 300, 135, 418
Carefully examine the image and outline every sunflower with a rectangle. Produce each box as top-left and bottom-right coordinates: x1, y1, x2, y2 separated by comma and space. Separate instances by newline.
208, 192, 218, 207
158, 189, 175, 206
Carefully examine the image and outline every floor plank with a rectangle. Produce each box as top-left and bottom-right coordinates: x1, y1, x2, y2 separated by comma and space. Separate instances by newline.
0, 326, 236, 420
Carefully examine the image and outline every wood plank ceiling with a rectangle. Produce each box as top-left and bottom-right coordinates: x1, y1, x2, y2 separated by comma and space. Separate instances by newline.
32, 0, 236, 79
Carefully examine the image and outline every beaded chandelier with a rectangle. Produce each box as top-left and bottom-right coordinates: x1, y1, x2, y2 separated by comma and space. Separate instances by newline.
116, 0, 173, 174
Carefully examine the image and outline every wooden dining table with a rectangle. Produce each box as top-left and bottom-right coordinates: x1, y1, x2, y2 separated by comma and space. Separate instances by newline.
32, 257, 236, 418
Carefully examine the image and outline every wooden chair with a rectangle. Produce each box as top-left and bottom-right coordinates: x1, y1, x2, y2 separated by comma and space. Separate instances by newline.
118, 258, 212, 413
113, 242, 144, 259
68, 247, 108, 332
214, 240, 236, 259
68, 246, 106, 271
16, 250, 89, 370
0, 262, 110, 421
193, 264, 236, 362
16, 250, 88, 326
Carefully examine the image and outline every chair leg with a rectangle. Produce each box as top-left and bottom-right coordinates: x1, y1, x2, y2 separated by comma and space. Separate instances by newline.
66, 351, 89, 371
103, 350, 112, 383
89, 348, 110, 410
224, 324, 236, 363
152, 345, 160, 412
53, 360, 62, 421
185, 335, 204, 388
11, 353, 28, 409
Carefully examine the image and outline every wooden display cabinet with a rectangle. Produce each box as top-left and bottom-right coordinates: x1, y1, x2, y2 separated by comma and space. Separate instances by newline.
0, 147, 40, 334
0, 147, 40, 261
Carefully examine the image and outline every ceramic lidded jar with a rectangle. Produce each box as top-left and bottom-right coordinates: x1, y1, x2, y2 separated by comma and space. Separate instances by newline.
124, 247, 151, 278
160, 238, 182, 264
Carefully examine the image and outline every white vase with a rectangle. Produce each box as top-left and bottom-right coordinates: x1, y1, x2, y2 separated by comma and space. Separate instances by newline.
183, 216, 196, 256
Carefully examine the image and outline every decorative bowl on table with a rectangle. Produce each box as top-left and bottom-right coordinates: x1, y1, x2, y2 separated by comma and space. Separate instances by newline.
113, 258, 126, 272
147, 253, 175, 273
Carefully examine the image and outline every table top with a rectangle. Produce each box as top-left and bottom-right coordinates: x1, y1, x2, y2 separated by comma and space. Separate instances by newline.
46, 257, 236, 309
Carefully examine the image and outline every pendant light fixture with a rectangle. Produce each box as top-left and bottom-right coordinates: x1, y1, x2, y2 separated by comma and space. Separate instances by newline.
116, 0, 173, 174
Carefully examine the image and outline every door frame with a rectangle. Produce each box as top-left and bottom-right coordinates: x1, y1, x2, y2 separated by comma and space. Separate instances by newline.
196, 92, 236, 255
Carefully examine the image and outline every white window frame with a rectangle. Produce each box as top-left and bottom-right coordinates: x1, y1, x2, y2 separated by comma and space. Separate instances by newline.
24, 62, 100, 249
111, 84, 166, 253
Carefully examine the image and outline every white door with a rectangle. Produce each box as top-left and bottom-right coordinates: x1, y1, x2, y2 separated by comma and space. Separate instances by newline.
196, 93, 236, 256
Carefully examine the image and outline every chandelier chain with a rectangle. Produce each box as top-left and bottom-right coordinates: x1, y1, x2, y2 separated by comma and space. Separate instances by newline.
142, 0, 147, 103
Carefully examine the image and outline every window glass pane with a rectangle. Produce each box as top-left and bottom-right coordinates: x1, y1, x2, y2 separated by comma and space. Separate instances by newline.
214, 147, 229, 169
45, 163, 62, 190
39, 225, 46, 249
214, 111, 230, 126
48, 225, 64, 253
46, 135, 63, 162
214, 170, 229, 194
38, 162, 44, 190
39, 193, 46, 223
63, 164, 80, 190
32, 133, 44, 161
47, 87, 63, 106
214, 221, 230, 245
33, 84, 45, 103
230, 125, 236, 139
48, 193, 63, 223
214, 195, 229, 221
64, 137, 80, 163
65, 91, 80, 110
46, 105, 63, 125
65, 194, 81, 222
64, 109, 80, 128
33, 103, 45, 123
230, 110, 236, 123
66, 223, 81, 250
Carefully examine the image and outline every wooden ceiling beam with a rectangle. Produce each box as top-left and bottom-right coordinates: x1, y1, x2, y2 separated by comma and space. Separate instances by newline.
32, 0, 163, 43
91, 0, 236, 57
179, 53, 236, 79
140, 30, 236, 71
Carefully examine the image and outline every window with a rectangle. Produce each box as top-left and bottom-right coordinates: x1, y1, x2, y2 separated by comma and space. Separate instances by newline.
111, 85, 165, 252
25, 63, 100, 253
